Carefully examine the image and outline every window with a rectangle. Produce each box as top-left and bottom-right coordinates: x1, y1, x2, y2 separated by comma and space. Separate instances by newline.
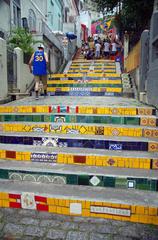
49, 1, 54, 26
28, 9, 36, 32
12, 0, 21, 27
58, 14, 61, 30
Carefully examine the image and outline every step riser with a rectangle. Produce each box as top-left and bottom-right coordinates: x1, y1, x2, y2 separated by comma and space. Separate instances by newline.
0, 123, 157, 138
0, 149, 156, 170
0, 115, 157, 127
47, 84, 122, 88
0, 189, 158, 225
0, 106, 155, 116
0, 168, 157, 191
47, 91, 122, 97
0, 135, 157, 152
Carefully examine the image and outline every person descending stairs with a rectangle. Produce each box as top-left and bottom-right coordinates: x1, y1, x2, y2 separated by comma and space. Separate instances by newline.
0, 48, 158, 239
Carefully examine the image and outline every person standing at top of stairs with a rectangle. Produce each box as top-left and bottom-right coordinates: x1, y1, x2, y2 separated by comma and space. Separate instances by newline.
29, 44, 48, 100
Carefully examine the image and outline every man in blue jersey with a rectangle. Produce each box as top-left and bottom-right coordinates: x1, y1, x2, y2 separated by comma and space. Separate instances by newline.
29, 44, 48, 100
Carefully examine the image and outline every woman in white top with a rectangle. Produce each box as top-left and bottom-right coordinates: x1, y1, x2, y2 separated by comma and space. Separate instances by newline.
104, 40, 110, 58
111, 41, 117, 55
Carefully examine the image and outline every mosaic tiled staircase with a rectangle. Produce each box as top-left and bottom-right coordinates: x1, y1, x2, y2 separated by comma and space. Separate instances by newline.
0, 58, 158, 226
47, 59, 122, 96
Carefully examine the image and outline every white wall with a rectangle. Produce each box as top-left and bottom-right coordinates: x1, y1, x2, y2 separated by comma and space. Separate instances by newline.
14, 47, 33, 93
0, 1, 10, 35
0, 38, 8, 99
80, 11, 91, 36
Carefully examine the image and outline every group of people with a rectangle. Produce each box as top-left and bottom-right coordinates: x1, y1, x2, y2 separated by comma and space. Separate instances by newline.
81, 35, 122, 60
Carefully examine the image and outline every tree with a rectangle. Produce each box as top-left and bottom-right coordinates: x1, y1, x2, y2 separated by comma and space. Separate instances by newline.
8, 27, 40, 56
92, 0, 154, 46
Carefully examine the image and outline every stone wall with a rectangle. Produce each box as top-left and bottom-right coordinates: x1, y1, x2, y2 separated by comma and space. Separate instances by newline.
0, 208, 158, 240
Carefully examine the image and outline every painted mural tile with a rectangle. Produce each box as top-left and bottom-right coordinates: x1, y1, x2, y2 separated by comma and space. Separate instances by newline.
109, 144, 122, 150
31, 153, 57, 163
95, 126, 104, 135
90, 206, 131, 217
89, 176, 103, 186
21, 192, 36, 210
152, 159, 158, 169
148, 142, 158, 152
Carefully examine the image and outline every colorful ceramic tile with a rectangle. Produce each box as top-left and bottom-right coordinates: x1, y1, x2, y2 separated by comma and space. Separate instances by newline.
90, 206, 131, 216
31, 153, 57, 163
148, 142, 158, 152
152, 159, 158, 169
21, 192, 36, 210
109, 144, 122, 150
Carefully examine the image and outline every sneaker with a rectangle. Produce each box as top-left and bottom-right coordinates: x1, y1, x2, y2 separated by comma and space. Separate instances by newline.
44, 90, 47, 98
35, 91, 39, 100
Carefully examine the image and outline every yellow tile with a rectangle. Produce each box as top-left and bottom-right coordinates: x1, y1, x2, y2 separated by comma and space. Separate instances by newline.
82, 209, 90, 217
0, 192, 9, 200
56, 206, 62, 214
48, 206, 57, 213
149, 207, 157, 216
136, 206, 145, 214
2, 200, 9, 207
130, 214, 139, 222
138, 215, 150, 224
61, 207, 69, 215
47, 198, 54, 205
151, 216, 158, 225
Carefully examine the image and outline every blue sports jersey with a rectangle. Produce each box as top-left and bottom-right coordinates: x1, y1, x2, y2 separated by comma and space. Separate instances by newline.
33, 50, 47, 75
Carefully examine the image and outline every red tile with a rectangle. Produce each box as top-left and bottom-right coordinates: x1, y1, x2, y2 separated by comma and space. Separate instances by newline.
74, 155, 86, 164
35, 196, 47, 203
57, 106, 60, 113
36, 204, 48, 211
67, 106, 70, 113
76, 106, 79, 113
10, 202, 21, 208
6, 151, 16, 159
9, 193, 21, 199
32, 107, 36, 113
49, 106, 52, 113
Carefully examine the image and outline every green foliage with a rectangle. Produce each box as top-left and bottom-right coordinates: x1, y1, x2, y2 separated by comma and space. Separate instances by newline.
8, 27, 40, 55
92, 0, 154, 46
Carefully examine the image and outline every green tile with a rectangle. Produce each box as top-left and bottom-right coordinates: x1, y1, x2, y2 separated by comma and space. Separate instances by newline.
67, 174, 78, 185
111, 117, 122, 124
0, 169, 9, 179
103, 177, 115, 187
125, 117, 139, 125
69, 115, 76, 123
25, 115, 33, 121
78, 175, 89, 186
115, 178, 127, 189
15, 115, 25, 121
44, 115, 51, 122
32, 115, 41, 122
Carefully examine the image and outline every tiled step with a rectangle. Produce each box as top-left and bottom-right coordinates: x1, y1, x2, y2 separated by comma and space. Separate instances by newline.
67, 69, 116, 74
47, 88, 122, 97
2, 96, 155, 115
0, 180, 158, 225
72, 59, 116, 63
0, 122, 157, 138
0, 140, 158, 169
0, 132, 157, 153
0, 160, 157, 191
0, 113, 157, 127
49, 73, 121, 79
47, 80, 122, 87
